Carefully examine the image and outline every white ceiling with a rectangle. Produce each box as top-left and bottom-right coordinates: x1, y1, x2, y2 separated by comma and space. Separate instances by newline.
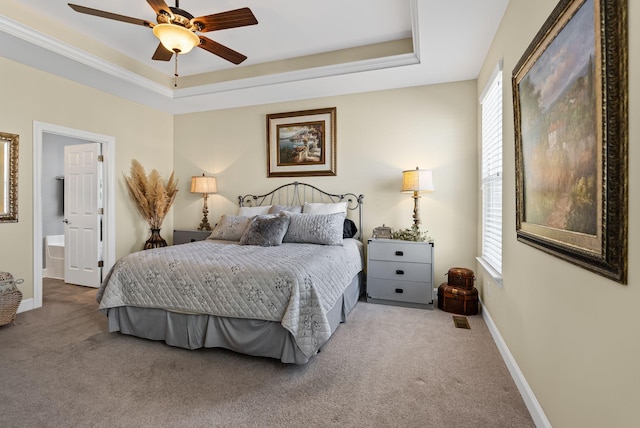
0, 0, 509, 114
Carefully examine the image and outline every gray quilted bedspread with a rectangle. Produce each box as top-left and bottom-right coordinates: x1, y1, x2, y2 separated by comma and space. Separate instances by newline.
97, 239, 363, 357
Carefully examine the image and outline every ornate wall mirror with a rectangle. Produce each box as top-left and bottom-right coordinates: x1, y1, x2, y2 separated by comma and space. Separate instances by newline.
0, 132, 18, 222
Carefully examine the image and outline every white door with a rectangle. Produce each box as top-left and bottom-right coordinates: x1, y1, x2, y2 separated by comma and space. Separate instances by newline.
64, 143, 103, 287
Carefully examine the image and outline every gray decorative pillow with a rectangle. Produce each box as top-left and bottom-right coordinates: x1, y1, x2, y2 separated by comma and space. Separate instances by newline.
268, 205, 303, 214
207, 215, 251, 241
239, 213, 291, 246
283, 212, 346, 245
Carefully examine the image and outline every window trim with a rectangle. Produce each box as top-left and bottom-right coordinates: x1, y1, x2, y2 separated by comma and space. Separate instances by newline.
479, 61, 503, 285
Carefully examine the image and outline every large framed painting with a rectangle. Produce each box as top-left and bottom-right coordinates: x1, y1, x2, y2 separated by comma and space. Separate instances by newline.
267, 107, 336, 177
512, 0, 627, 283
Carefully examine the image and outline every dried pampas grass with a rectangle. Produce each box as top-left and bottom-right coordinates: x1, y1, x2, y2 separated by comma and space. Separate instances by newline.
124, 159, 178, 229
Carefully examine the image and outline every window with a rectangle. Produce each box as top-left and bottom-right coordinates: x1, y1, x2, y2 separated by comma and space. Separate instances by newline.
480, 63, 503, 276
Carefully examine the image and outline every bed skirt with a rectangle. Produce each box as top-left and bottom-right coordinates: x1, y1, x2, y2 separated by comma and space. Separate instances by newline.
105, 272, 363, 364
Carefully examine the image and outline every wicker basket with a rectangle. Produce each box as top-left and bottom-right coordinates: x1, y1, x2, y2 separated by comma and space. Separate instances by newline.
0, 272, 23, 327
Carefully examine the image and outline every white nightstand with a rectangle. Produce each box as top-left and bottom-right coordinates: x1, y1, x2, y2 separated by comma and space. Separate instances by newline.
173, 229, 211, 245
366, 239, 434, 309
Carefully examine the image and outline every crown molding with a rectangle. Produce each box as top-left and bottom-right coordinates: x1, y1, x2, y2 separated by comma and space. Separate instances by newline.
0, 14, 172, 98
173, 52, 419, 99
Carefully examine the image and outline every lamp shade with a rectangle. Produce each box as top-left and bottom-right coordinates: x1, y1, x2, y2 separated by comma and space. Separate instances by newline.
401, 167, 435, 193
152, 24, 200, 54
190, 175, 217, 194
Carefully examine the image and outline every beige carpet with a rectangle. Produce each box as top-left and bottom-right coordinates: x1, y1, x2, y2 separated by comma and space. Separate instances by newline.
0, 280, 534, 428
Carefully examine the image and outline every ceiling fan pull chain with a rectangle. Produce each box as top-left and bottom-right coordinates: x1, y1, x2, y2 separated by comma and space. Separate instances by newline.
174, 53, 179, 87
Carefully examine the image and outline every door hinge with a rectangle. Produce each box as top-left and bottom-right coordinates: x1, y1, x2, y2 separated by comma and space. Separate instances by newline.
98, 208, 104, 215
98, 155, 104, 162
98, 261, 104, 268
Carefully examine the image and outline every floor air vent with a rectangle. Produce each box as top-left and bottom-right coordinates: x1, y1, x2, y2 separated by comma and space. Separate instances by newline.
452, 315, 471, 329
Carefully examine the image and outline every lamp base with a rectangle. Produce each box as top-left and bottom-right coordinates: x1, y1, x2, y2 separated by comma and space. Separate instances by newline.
197, 222, 212, 231
412, 192, 422, 227
197, 193, 212, 231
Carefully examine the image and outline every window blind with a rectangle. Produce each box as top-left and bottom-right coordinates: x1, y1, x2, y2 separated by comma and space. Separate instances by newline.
480, 66, 503, 274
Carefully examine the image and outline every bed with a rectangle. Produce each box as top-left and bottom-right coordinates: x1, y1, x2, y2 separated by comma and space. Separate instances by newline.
97, 182, 364, 364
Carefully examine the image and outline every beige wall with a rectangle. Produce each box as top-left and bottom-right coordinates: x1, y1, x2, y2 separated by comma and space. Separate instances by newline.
173, 81, 479, 284
476, 1, 639, 427
0, 56, 174, 300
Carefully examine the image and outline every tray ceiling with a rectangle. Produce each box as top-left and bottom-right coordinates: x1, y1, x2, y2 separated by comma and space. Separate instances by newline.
0, 0, 509, 113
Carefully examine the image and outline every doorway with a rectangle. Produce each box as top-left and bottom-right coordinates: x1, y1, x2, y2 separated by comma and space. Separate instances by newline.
32, 121, 116, 309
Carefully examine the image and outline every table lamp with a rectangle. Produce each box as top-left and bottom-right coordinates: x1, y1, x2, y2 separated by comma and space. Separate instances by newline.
401, 167, 435, 227
190, 174, 218, 230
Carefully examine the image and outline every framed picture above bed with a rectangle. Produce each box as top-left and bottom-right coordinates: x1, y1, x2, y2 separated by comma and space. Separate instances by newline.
512, 0, 628, 283
266, 107, 336, 177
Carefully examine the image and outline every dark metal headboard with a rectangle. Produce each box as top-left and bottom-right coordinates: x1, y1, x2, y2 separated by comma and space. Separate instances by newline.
238, 181, 364, 241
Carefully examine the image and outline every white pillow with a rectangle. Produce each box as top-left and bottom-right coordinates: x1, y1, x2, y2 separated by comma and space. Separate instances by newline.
237, 205, 272, 217
303, 201, 347, 215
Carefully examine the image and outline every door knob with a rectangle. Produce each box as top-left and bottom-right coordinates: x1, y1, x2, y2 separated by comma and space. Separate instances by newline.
63, 219, 70, 224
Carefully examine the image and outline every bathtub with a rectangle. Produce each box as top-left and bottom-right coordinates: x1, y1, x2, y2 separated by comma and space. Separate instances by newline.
45, 235, 64, 280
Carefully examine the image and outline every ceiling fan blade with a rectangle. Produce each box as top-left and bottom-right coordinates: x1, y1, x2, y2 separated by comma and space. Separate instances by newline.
68, 4, 152, 27
152, 43, 173, 61
192, 8, 258, 32
146, 0, 173, 18
198, 36, 247, 65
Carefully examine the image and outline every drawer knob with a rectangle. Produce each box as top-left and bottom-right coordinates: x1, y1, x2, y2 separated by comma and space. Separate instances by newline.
395, 288, 404, 294
395, 269, 405, 275
395, 251, 404, 256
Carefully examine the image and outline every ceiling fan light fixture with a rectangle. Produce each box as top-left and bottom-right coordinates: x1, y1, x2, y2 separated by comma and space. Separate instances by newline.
152, 23, 199, 54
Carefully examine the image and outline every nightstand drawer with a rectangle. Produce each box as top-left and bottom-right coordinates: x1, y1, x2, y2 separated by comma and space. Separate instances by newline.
368, 240, 432, 263
368, 260, 432, 283
367, 278, 431, 304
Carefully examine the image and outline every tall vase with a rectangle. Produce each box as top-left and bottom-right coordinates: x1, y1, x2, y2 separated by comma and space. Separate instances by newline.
144, 228, 168, 250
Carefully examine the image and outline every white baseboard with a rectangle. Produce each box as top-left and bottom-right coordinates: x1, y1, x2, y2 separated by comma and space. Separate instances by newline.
481, 301, 552, 428
42, 268, 63, 281
17, 297, 35, 314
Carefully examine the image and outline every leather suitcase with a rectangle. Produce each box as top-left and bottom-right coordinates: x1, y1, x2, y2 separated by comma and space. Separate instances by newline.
437, 283, 478, 316
447, 267, 475, 289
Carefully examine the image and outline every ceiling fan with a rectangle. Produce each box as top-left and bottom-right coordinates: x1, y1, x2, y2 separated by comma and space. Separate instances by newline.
68, 0, 258, 80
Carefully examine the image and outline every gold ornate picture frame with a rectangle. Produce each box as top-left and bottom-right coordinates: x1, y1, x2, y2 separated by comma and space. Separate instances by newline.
512, 0, 627, 283
0, 132, 18, 223
266, 107, 336, 177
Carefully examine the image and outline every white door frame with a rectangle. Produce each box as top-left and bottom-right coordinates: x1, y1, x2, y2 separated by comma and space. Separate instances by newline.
33, 121, 116, 308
